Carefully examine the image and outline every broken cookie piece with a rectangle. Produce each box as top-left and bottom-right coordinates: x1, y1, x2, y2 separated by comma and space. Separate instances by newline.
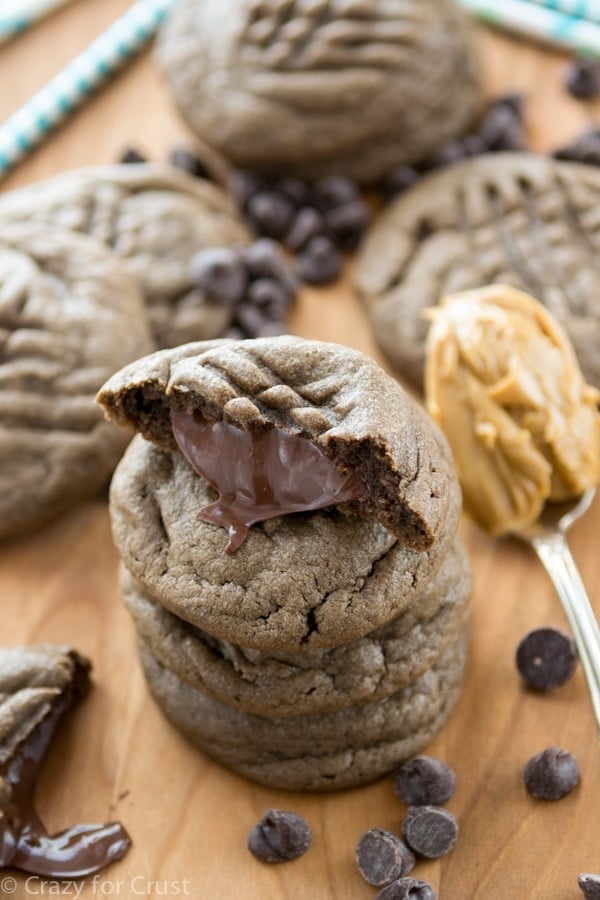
0, 646, 130, 878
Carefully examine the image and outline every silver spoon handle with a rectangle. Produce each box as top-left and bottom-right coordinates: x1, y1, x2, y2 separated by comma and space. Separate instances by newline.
531, 532, 600, 734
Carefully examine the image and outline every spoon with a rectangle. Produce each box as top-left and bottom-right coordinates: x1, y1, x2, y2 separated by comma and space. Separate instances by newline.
512, 489, 600, 734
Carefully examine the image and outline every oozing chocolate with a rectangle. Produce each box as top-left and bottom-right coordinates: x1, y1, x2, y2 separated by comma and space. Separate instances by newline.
170, 409, 366, 552
0, 655, 131, 879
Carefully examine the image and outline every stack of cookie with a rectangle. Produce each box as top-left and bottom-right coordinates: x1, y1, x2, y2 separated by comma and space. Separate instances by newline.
97, 337, 471, 791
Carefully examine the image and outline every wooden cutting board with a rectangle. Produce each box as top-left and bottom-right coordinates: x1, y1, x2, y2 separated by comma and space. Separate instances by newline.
1, 3, 599, 897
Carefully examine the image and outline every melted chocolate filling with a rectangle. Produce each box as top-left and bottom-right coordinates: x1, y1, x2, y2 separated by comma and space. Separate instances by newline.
171, 409, 366, 553
0, 663, 130, 878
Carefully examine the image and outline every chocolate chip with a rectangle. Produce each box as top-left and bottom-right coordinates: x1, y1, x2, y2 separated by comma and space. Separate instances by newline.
565, 57, 600, 100
236, 302, 270, 337
297, 235, 342, 285
375, 877, 436, 900
323, 200, 370, 250
247, 809, 311, 863
401, 806, 458, 858
383, 165, 420, 201
169, 147, 211, 180
578, 873, 600, 899
479, 103, 528, 151
394, 756, 457, 806
424, 139, 467, 170
189, 247, 248, 306
492, 91, 526, 119
242, 239, 298, 297
285, 207, 326, 251
120, 147, 147, 164
355, 829, 415, 887
462, 133, 488, 157
311, 175, 360, 211
516, 627, 577, 690
246, 190, 296, 239
523, 747, 580, 800
229, 170, 265, 210
276, 176, 311, 208
247, 277, 293, 311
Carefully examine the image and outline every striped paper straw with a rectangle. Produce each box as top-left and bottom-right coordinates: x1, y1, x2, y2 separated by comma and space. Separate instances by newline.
0, 0, 181, 177
0, 0, 76, 46
529, 0, 600, 25
458, 0, 600, 54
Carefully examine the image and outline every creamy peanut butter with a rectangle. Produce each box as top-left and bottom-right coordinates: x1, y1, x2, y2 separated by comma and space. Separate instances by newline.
424, 285, 600, 535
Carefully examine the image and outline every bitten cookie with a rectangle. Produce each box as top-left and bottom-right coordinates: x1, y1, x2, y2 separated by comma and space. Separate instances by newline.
99, 337, 462, 650
156, 0, 481, 184
0, 223, 154, 540
355, 153, 600, 389
0, 165, 250, 348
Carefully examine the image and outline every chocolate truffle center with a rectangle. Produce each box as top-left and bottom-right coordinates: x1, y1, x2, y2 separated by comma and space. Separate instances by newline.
171, 408, 365, 552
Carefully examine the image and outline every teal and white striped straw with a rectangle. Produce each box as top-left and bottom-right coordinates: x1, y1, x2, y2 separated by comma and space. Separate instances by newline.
0, 0, 180, 177
459, 0, 600, 55
0, 0, 76, 45
529, 0, 600, 26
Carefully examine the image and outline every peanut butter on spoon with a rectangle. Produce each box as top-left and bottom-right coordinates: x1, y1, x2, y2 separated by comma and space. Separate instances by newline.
424, 285, 600, 535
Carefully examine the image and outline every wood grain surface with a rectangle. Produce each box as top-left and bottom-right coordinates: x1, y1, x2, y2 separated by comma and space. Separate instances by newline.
1, 4, 600, 899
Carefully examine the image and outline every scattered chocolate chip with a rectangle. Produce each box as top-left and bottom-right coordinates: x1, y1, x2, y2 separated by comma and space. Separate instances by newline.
169, 147, 212, 179
119, 147, 147, 164
236, 302, 271, 337
189, 247, 248, 306
323, 200, 369, 250
401, 806, 458, 858
247, 809, 311, 863
285, 207, 326, 251
516, 627, 577, 690
383, 165, 420, 201
375, 877, 436, 900
523, 747, 580, 800
355, 829, 415, 887
578, 873, 600, 899
297, 235, 342, 285
393, 756, 457, 806
246, 190, 296, 239
565, 57, 600, 101
312, 175, 360, 211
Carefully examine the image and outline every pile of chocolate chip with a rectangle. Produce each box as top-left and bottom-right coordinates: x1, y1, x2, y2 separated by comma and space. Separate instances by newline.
189, 239, 297, 340
229, 170, 370, 285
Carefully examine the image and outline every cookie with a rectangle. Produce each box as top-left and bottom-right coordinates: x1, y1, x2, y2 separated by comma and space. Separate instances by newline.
100, 337, 462, 650
121, 536, 470, 716
138, 629, 467, 791
355, 153, 600, 389
156, 0, 481, 184
0, 223, 154, 540
0, 645, 131, 876
0, 164, 250, 349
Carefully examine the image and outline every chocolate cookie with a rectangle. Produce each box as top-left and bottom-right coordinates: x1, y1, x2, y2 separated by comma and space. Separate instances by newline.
121, 537, 470, 716
0, 645, 130, 876
0, 224, 154, 540
138, 629, 467, 791
0, 165, 250, 348
100, 337, 461, 650
355, 153, 600, 389
156, 0, 481, 184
